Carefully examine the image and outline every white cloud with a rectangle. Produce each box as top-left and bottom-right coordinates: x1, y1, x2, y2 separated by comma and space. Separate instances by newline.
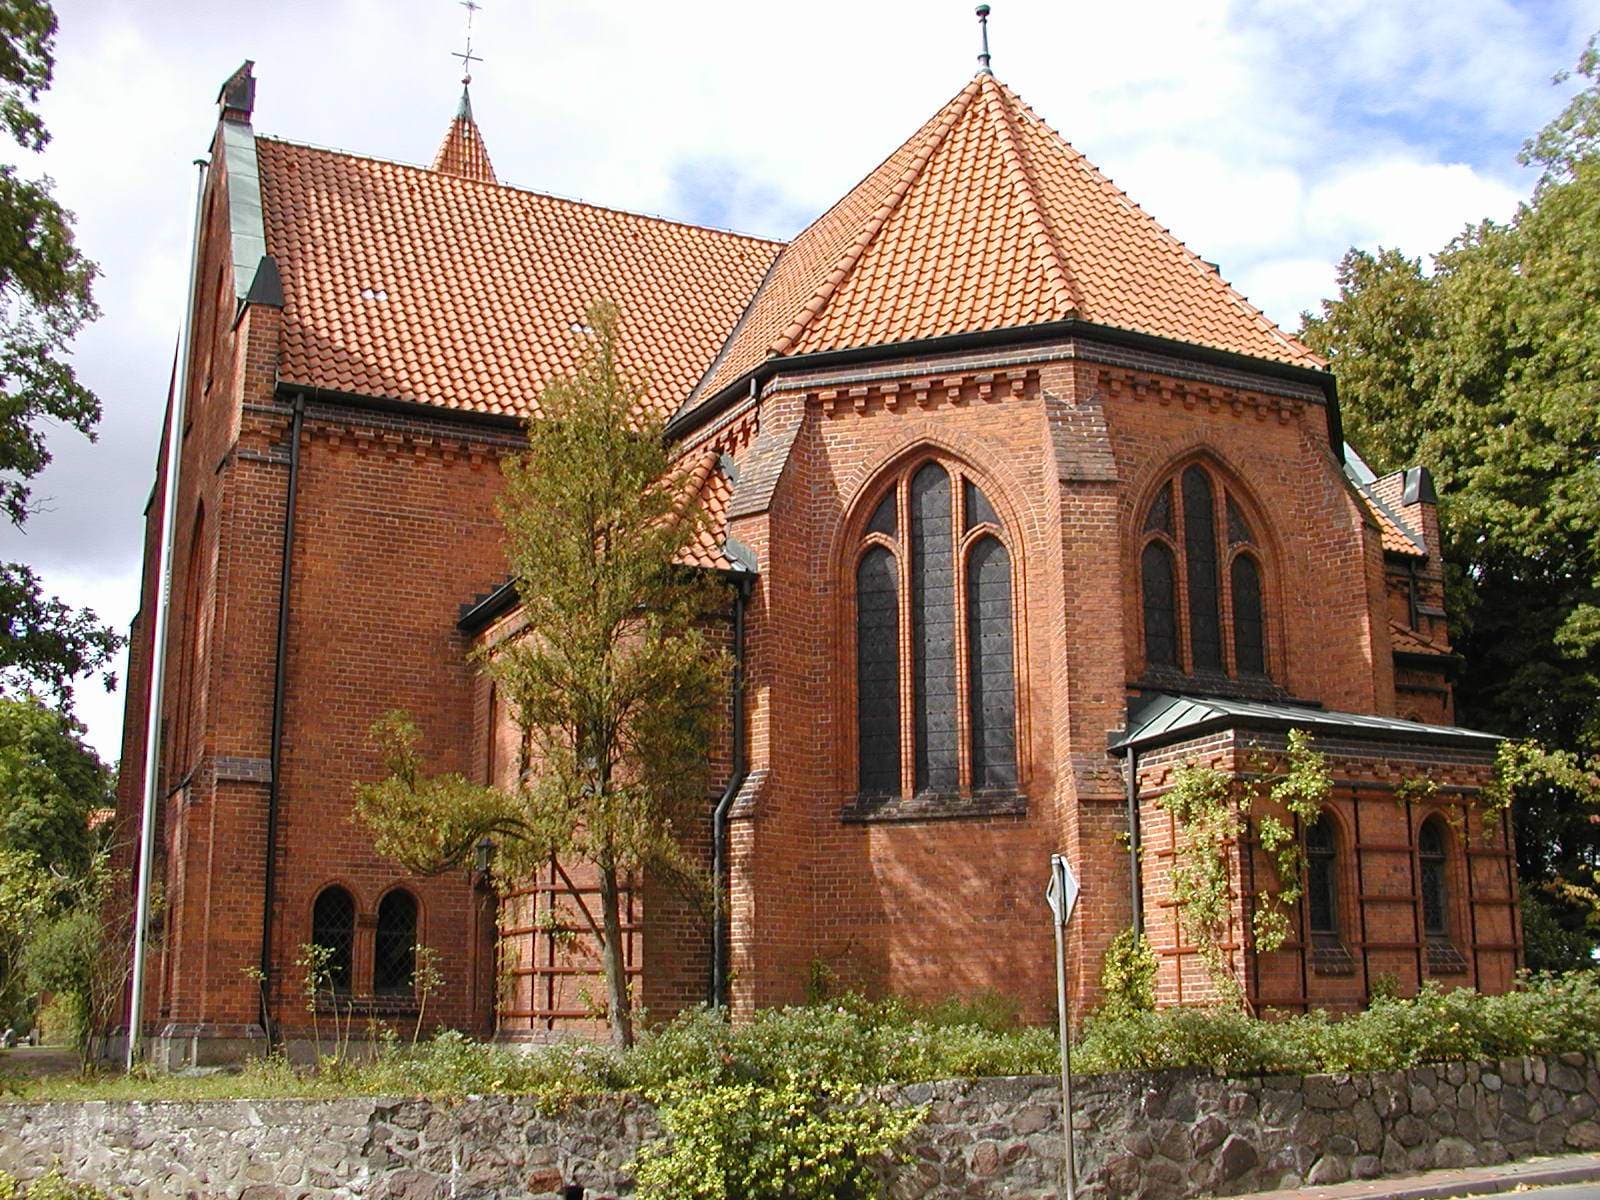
1305, 158, 1524, 257
13, 0, 1596, 758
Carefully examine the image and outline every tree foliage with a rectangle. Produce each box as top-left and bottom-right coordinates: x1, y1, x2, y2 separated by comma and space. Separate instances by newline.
0, 692, 111, 876
0, 0, 119, 711
0, 693, 112, 1038
357, 301, 730, 1046
1300, 36, 1600, 962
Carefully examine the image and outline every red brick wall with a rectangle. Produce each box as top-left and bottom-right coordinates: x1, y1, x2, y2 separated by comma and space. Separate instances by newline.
119, 125, 1504, 1048
1136, 729, 1516, 1014
115, 123, 518, 1043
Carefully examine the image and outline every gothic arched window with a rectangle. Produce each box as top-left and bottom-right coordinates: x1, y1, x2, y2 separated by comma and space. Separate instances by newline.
854, 461, 1017, 798
374, 888, 418, 995
1418, 817, 1449, 938
1139, 463, 1270, 680
1305, 814, 1339, 936
311, 885, 356, 993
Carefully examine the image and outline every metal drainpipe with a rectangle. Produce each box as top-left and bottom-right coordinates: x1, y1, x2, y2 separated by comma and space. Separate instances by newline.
260, 391, 305, 1042
710, 574, 751, 1007
1125, 746, 1143, 935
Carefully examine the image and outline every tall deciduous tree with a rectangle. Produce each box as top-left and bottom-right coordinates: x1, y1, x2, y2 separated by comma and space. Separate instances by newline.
357, 301, 729, 1046
1301, 34, 1600, 963
0, 693, 112, 875
0, 0, 120, 708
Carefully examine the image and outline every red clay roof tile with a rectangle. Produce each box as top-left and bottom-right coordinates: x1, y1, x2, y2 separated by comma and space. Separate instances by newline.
682, 73, 1322, 419
258, 137, 780, 419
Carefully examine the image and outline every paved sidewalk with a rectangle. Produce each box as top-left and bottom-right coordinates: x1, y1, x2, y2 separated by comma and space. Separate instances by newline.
1246, 1153, 1600, 1200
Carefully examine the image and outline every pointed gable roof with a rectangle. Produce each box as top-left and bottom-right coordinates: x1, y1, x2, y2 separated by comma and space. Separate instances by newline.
683, 73, 1321, 420
432, 87, 498, 184
257, 137, 779, 418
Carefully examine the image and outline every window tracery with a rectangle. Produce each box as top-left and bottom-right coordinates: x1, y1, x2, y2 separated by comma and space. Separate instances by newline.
854, 460, 1017, 799
1139, 462, 1269, 681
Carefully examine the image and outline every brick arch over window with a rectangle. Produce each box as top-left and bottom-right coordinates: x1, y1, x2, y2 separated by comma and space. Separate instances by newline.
849, 455, 1020, 799
1137, 458, 1274, 682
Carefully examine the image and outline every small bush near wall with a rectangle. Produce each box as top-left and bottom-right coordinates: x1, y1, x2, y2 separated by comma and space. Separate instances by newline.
0, 1167, 108, 1200
11, 979, 1600, 1200
10, 974, 1600, 1106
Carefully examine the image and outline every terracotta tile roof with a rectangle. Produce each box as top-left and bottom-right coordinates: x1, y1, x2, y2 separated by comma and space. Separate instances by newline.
431, 89, 498, 184
682, 73, 1322, 418
1358, 487, 1425, 557
1389, 620, 1451, 657
256, 137, 781, 419
671, 448, 737, 572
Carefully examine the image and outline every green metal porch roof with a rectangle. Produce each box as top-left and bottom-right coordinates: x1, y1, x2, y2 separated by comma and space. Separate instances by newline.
1110, 693, 1501, 756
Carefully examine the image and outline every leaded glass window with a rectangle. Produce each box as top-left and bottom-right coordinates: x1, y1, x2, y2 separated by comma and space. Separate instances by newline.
1138, 463, 1270, 681
856, 546, 901, 795
1419, 817, 1449, 937
911, 464, 958, 793
967, 536, 1016, 790
1306, 815, 1338, 935
374, 889, 418, 995
311, 886, 356, 993
1141, 541, 1178, 668
1232, 554, 1265, 675
854, 461, 1018, 799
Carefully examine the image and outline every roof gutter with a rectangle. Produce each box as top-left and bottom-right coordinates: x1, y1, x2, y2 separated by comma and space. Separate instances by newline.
664, 317, 1342, 456
260, 390, 305, 1044
273, 380, 529, 433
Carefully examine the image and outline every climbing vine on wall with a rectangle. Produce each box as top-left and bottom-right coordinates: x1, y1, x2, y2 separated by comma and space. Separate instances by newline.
1156, 728, 1332, 1007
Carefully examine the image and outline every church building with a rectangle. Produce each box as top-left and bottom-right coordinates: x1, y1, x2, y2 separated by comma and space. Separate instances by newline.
113, 47, 1520, 1064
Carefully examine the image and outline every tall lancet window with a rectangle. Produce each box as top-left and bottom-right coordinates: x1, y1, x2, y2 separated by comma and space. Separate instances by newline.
854, 461, 1018, 798
1139, 462, 1271, 681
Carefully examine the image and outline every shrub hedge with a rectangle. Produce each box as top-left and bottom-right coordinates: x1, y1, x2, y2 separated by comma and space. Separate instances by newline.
8, 973, 1600, 1106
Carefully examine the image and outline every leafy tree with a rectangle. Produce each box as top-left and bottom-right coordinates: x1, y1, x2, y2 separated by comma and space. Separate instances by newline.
0, 693, 111, 876
1301, 35, 1600, 962
0, 694, 111, 1036
357, 301, 729, 1046
0, 844, 52, 1030
0, 1, 119, 708
22, 846, 135, 1065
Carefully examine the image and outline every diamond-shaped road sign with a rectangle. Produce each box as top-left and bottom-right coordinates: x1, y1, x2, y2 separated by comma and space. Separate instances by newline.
1045, 853, 1080, 927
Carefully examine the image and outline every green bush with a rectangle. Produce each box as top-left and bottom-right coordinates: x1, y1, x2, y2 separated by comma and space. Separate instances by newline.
634, 1078, 923, 1200
17, 972, 1600, 1108
1074, 972, 1600, 1077
0, 1170, 108, 1200
35, 993, 84, 1048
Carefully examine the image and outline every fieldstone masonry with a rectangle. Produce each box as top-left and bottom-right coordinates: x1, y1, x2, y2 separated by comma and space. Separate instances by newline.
3, 1053, 1598, 1199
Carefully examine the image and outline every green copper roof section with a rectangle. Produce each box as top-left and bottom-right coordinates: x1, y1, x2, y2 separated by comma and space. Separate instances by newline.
1111, 693, 1500, 755
220, 119, 266, 304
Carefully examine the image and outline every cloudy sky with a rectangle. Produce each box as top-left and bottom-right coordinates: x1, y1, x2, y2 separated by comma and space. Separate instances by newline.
3, 0, 1596, 760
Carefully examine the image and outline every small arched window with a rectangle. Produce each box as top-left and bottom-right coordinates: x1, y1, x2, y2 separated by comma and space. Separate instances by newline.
374, 889, 418, 995
854, 460, 1017, 798
1305, 814, 1338, 935
1418, 817, 1449, 938
1138, 462, 1270, 680
311, 886, 356, 993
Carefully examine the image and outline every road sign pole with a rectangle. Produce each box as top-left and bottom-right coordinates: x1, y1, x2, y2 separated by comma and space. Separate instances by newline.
1046, 853, 1079, 1200
1053, 904, 1076, 1200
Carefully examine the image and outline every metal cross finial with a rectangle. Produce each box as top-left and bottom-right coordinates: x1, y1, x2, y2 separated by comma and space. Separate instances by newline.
975, 4, 992, 74
453, 0, 483, 86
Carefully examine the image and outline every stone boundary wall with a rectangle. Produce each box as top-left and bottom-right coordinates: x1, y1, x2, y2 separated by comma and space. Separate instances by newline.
3, 1053, 1599, 1199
